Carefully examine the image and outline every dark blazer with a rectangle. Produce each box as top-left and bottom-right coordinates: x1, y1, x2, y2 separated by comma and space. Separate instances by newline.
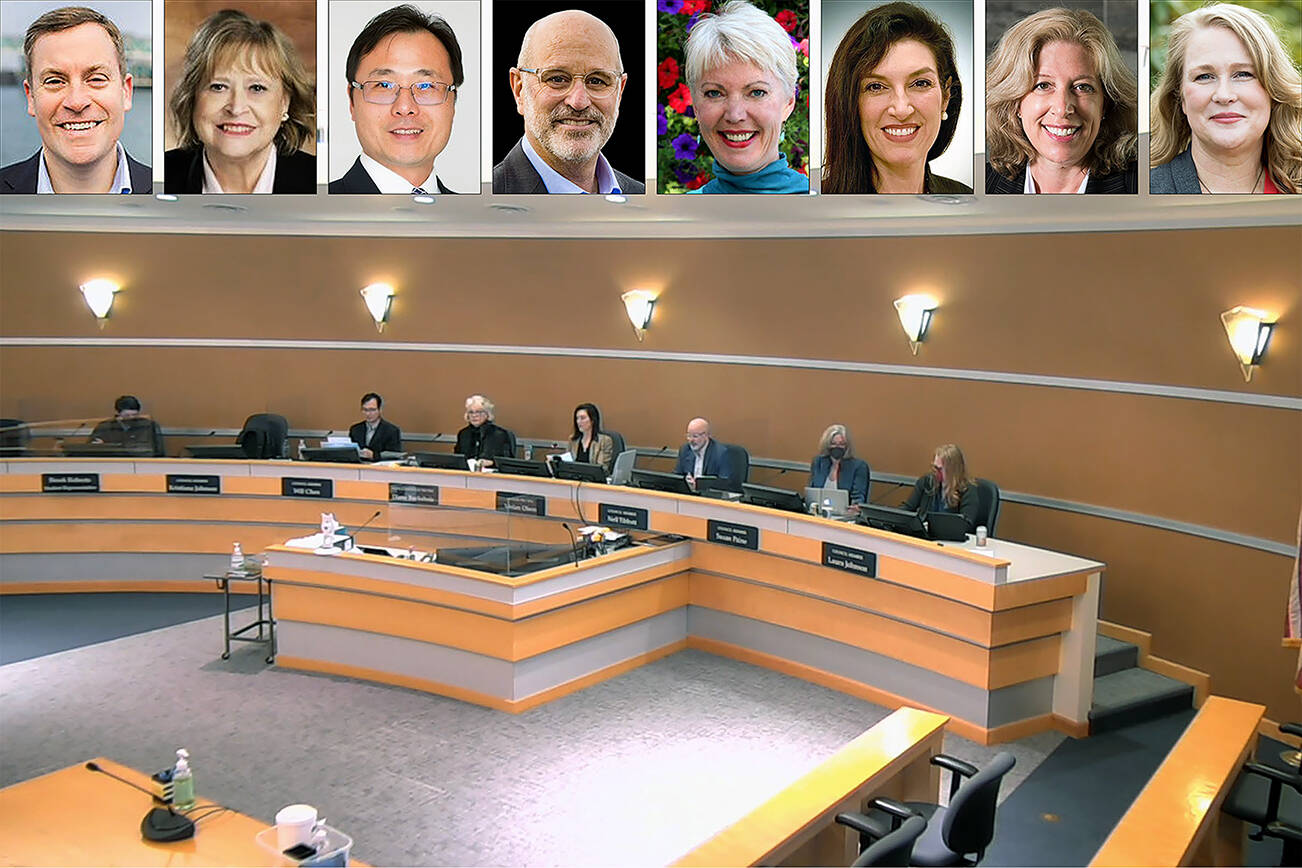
492, 138, 645, 194
455, 422, 513, 461
674, 439, 732, 481
0, 149, 152, 194
164, 147, 316, 193
902, 475, 979, 530
985, 160, 1138, 194
925, 169, 972, 195
349, 418, 402, 458
1150, 148, 1201, 194
329, 157, 458, 194
89, 418, 165, 455
809, 455, 870, 505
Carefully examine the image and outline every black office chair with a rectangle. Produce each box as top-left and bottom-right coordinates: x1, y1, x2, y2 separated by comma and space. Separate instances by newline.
837, 798, 926, 867
238, 413, 290, 459
604, 429, 627, 458
861, 460, 873, 505
974, 479, 1001, 536
839, 752, 1015, 866
724, 443, 750, 490
502, 428, 518, 459
0, 418, 30, 457
1223, 722, 1302, 866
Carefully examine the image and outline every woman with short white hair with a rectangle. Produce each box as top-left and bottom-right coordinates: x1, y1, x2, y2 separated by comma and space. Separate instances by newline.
454, 394, 513, 465
684, 1, 807, 193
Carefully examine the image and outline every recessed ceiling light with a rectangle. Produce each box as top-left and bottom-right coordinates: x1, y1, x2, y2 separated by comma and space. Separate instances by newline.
412, 195, 435, 204
202, 202, 247, 213
489, 204, 530, 214
605, 194, 627, 204
918, 194, 968, 205
155, 193, 178, 202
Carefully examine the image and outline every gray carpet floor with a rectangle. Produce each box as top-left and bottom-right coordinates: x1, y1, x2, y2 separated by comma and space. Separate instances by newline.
0, 614, 1063, 866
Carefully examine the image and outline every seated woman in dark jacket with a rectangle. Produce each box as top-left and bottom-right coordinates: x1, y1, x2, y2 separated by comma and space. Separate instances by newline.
454, 394, 513, 466
809, 424, 869, 507
902, 443, 978, 530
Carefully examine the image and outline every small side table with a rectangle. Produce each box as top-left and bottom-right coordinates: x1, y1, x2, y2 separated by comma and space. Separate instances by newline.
205, 570, 276, 663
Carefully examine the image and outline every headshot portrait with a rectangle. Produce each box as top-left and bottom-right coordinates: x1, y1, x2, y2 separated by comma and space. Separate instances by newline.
492, 0, 645, 194
822, 0, 973, 194
328, 1, 480, 195
1150, 1, 1301, 194
163, 1, 316, 194
985, 1, 1139, 194
0, 1, 151, 194
658, 0, 810, 194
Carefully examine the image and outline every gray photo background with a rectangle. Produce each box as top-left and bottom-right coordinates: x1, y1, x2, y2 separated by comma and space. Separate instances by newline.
0, 0, 152, 169
985, 1, 1139, 69
822, 0, 976, 189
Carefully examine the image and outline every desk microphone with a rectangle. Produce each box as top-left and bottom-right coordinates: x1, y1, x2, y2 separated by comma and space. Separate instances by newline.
85, 762, 196, 842
348, 510, 383, 546
560, 522, 582, 567
868, 481, 908, 505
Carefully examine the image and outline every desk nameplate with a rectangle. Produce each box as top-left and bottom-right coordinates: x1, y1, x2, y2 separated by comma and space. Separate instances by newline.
167, 474, 221, 495
389, 482, 439, 506
42, 473, 101, 493
708, 519, 759, 550
600, 503, 649, 530
497, 492, 546, 516
822, 541, 877, 578
282, 477, 334, 499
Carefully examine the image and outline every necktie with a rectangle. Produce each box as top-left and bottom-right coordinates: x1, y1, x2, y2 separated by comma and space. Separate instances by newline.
412, 187, 428, 195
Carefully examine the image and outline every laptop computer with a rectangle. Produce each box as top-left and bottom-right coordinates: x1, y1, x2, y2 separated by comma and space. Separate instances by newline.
609, 449, 637, 485
926, 512, 971, 542
803, 487, 849, 516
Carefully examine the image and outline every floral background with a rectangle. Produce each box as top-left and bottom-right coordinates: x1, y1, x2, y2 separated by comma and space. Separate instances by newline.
656, 0, 810, 193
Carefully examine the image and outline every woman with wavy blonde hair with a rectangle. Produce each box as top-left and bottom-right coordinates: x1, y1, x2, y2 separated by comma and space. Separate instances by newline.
903, 443, 978, 530
985, 7, 1137, 194
1151, 3, 1301, 194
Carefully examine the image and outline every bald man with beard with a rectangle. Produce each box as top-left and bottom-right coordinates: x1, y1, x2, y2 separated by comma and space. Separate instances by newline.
493, 9, 644, 193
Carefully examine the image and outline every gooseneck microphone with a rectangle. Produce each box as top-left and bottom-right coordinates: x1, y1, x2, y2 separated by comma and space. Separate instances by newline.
85, 762, 197, 842
560, 522, 582, 567
347, 510, 383, 547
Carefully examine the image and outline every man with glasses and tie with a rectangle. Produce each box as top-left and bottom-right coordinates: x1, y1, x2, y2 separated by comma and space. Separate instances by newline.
330, 4, 464, 194
493, 9, 644, 194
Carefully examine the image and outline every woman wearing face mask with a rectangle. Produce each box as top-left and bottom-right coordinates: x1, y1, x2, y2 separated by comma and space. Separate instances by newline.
165, 9, 316, 193
902, 443, 978, 529
809, 424, 870, 508
683, 1, 808, 193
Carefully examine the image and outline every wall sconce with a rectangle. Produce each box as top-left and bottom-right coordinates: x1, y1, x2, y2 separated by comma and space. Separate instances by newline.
79, 279, 119, 328
894, 294, 937, 355
621, 289, 657, 341
1221, 305, 1275, 382
360, 283, 395, 332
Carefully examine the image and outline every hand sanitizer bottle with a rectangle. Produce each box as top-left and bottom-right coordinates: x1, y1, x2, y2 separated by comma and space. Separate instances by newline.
172, 749, 195, 811
230, 542, 244, 574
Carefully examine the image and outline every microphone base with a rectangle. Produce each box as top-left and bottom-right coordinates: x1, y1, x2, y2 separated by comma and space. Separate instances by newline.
142, 807, 195, 842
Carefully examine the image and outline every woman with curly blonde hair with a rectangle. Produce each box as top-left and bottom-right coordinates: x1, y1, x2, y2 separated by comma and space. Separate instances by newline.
1151, 2, 1301, 194
985, 7, 1137, 194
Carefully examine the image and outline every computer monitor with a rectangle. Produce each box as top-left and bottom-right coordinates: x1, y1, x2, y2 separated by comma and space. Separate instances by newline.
411, 452, 470, 471
301, 446, 362, 464
609, 449, 637, 485
186, 445, 250, 459
858, 504, 927, 537
552, 461, 607, 483
742, 483, 805, 513
493, 456, 553, 478
631, 469, 693, 495
926, 512, 971, 542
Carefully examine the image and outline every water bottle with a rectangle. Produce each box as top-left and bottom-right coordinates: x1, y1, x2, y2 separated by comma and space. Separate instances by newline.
230, 542, 244, 574
172, 749, 195, 811
297, 438, 307, 460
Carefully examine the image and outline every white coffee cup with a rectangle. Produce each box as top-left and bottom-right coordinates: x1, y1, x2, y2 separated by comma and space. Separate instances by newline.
275, 803, 317, 851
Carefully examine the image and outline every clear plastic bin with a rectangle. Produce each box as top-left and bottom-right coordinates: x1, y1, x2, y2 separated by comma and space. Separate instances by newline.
255, 824, 352, 867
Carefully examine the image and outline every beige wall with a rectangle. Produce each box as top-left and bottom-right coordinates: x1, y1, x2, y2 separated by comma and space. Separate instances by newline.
1, 227, 1299, 720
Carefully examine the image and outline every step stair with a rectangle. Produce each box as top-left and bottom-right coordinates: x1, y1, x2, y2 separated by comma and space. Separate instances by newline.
1089, 635, 1195, 735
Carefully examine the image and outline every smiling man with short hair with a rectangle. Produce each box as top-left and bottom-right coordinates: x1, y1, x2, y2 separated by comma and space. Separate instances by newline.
494, 9, 643, 194
331, 4, 465, 194
1, 6, 150, 194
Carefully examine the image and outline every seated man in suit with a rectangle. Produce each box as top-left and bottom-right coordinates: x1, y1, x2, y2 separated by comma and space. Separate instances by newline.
349, 392, 402, 461
493, 9, 644, 194
330, 5, 465, 194
674, 417, 733, 491
89, 395, 164, 455
2, 6, 151, 194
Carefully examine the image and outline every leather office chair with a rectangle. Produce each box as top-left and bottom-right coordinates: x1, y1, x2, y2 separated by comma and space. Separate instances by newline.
1223, 723, 1302, 866
502, 428, 518, 459
974, 479, 1001, 536
724, 443, 750, 490
0, 418, 30, 457
604, 429, 627, 458
238, 414, 290, 459
838, 752, 1015, 866
837, 798, 926, 867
